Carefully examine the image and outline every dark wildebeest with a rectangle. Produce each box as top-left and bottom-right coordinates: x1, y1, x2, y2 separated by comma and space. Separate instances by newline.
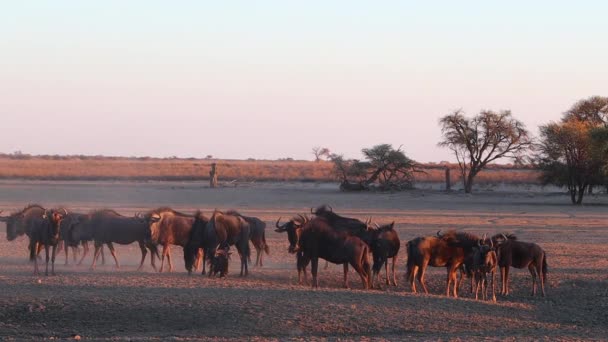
145, 207, 202, 273
71, 209, 158, 271
470, 235, 498, 301
293, 216, 371, 289
205, 210, 251, 277
406, 230, 480, 297
275, 215, 311, 284
492, 233, 547, 297
313, 205, 400, 288
210, 242, 231, 277
62, 213, 108, 266
369, 222, 400, 288
29, 208, 66, 276
226, 210, 269, 267
183, 211, 211, 275
0, 204, 47, 258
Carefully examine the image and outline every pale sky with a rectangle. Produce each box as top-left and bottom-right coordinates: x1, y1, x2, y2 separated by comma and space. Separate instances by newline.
1, 1, 606, 162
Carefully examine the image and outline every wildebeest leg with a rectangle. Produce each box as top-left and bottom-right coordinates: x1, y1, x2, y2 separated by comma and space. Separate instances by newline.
351, 260, 370, 290
64, 241, 70, 265
504, 267, 510, 296
342, 263, 349, 288
78, 241, 88, 265
44, 245, 50, 276
474, 272, 480, 300
90, 242, 103, 270
490, 270, 496, 302
384, 257, 389, 286
391, 256, 398, 286
201, 250, 207, 275
482, 273, 488, 300
107, 242, 120, 269
418, 264, 429, 294
500, 266, 507, 295
72, 246, 79, 263
159, 244, 168, 273
447, 264, 459, 297
194, 248, 202, 271
51, 245, 57, 276
167, 246, 174, 272
537, 260, 546, 297
528, 264, 537, 296
311, 257, 319, 288
100, 246, 106, 265
408, 265, 418, 293
137, 241, 147, 271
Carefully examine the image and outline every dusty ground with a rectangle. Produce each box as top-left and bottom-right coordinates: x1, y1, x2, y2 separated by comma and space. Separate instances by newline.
0, 181, 607, 341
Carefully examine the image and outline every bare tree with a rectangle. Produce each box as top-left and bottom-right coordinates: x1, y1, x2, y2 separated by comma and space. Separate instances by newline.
439, 110, 532, 193
312, 147, 331, 162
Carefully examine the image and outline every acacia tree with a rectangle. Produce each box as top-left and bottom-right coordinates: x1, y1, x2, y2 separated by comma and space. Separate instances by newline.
439, 110, 532, 193
312, 146, 331, 162
537, 96, 608, 204
330, 144, 420, 191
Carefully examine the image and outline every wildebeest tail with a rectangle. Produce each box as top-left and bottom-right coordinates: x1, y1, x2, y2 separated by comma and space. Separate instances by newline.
405, 240, 414, 280
542, 252, 548, 284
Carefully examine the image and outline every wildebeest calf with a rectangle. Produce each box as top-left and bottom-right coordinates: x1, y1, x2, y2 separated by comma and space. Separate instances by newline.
471, 237, 497, 301
210, 243, 231, 277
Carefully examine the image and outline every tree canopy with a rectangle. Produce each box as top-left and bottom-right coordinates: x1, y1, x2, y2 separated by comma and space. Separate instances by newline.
438, 110, 532, 193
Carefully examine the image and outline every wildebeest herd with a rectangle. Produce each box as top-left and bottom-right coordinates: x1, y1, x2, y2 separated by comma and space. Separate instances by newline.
0, 204, 548, 301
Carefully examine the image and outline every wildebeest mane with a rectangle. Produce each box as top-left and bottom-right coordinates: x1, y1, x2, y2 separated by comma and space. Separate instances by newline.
90, 208, 125, 217
439, 230, 481, 249
148, 207, 192, 217
313, 205, 367, 233
11, 203, 45, 216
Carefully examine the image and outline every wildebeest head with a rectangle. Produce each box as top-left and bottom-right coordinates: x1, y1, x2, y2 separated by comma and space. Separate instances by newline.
275, 215, 309, 254
184, 211, 209, 274
210, 243, 231, 277
43, 208, 67, 242
0, 204, 46, 241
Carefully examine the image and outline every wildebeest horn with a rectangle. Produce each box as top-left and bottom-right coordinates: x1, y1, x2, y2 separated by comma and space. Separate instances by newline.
297, 214, 307, 224
489, 238, 494, 248
501, 233, 508, 241
61, 208, 68, 216
437, 230, 442, 237
374, 223, 380, 229
43, 209, 49, 219
327, 205, 333, 212
310, 207, 315, 214
275, 217, 282, 228
478, 239, 483, 247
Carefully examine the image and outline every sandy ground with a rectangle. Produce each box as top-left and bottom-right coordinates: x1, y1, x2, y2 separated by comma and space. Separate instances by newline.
0, 181, 607, 341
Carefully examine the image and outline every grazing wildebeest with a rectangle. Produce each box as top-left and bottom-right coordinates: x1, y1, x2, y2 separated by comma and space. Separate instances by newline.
210, 242, 231, 277
226, 210, 269, 267
471, 235, 497, 301
29, 208, 66, 276
205, 210, 251, 277
275, 215, 311, 284
406, 230, 480, 297
492, 233, 547, 297
183, 211, 211, 275
369, 222, 400, 288
70, 209, 158, 271
145, 207, 201, 273
294, 216, 371, 289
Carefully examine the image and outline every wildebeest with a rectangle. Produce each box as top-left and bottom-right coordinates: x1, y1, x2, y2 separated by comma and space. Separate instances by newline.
183, 211, 211, 275
406, 230, 480, 297
29, 208, 66, 276
369, 222, 400, 288
62, 213, 109, 266
293, 216, 371, 289
275, 215, 311, 284
210, 242, 231, 277
313, 205, 400, 288
226, 210, 269, 267
145, 207, 201, 273
0, 204, 47, 258
205, 210, 251, 276
471, 236, 497, 301
70, 209, 158, 271
492, 233, 547, 297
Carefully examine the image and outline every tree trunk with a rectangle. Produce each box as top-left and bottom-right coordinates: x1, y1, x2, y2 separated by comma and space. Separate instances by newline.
464, 171, 476, 194
576, 185, 586, 205
445, 167, 451, 191
209, 163, 218, 188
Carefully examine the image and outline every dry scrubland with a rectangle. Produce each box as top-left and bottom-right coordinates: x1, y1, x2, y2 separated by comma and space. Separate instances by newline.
0, 156, 540, 185
0, 181, 607, 340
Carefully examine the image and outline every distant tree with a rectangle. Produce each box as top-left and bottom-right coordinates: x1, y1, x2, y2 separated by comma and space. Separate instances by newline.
438, 110, 532, 193
312, 147, 331, 162
330, 144, 420, 191
537, 97, 608, 204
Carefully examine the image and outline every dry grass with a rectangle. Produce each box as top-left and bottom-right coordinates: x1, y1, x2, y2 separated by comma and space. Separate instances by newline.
0, 156, 541, 184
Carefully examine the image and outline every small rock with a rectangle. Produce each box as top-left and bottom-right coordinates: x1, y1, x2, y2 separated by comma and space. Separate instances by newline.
73, 334, 81, 340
